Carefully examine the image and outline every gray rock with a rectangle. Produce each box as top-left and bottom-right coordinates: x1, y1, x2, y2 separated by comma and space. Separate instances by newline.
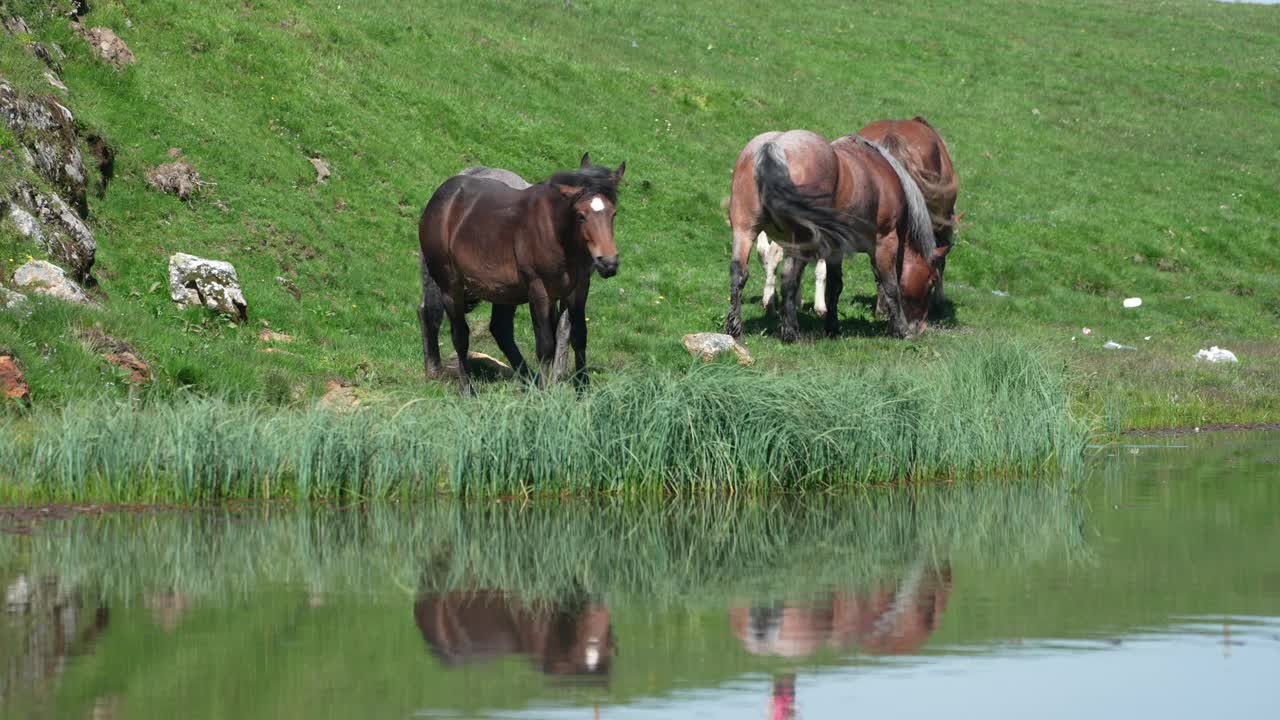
682, 332, 754, 365
9, 183, 96, 280
168, 253, 247, 319
0, 287, 30, 318
309, 157, 330, 183
0, 81, 89, 216
13, 260, 94, 305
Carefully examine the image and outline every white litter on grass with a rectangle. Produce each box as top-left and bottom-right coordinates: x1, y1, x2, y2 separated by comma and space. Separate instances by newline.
1103, 341, 1136, 350
1081, 327, 1092, 335
992, 290, 1010, 297
1144, 336, 1152, 341
1123, 297, 1142, 308
1195, 346, 1238, 364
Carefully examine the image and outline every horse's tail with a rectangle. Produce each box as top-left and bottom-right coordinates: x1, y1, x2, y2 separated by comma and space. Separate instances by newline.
857, 136, 937, 264
753, 141, 857, 257
878, 129, 957, 239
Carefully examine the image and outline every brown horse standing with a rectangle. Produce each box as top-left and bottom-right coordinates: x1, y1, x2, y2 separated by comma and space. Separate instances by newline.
859, 117, 958, 307
726, 130, 943, 341
419, 155, 624, 394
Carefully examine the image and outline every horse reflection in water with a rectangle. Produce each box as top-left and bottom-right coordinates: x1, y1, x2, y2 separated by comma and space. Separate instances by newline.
729, 560, 952, 719
414, 590, 613, 678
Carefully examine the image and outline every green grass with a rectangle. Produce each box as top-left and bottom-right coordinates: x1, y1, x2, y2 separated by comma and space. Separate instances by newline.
0, 341, 1088, 500
1, 0, 1278, 432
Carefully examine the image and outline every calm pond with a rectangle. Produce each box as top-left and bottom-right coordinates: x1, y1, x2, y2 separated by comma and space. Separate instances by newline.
2, 431, 1278, 719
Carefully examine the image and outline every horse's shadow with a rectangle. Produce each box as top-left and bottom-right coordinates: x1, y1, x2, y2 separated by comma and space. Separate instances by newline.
741, 293, 886, 340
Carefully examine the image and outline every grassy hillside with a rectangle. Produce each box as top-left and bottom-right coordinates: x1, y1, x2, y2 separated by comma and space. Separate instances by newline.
1, 0, 1278, 428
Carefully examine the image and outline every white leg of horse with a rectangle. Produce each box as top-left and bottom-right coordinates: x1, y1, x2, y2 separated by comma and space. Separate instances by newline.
756, 232, 782, 311
813, 259, 828, 317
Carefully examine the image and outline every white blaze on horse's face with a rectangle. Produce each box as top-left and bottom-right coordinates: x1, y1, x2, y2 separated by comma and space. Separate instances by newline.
575, 194, 619, 278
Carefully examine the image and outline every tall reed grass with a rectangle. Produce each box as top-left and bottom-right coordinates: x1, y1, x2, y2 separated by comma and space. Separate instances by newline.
7, 486, 1087, 605
0, 342, 1090, 501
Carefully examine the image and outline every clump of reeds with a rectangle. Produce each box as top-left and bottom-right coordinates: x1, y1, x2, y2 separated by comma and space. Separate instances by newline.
0, 341, 1089, 501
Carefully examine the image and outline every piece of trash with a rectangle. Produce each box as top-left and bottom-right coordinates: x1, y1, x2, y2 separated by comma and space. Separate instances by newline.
1123, 297, 1142, 308
1081, 327, 1092, 336
1183, 296, 1191, 300
1195, 346, 1238, 364
991, 290, 1010, 297
1103, 341, 1135, 350
1144, 336, 1152, 341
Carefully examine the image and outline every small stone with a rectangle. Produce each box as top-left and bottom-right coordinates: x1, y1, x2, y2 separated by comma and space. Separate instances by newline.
12, 260, 94, 304
103, 350, 151, 383
1122, 297, 1142, 308
257, 329, 294, 344
168, 253, 247, 319
0, 287, 30, 317
309, 157, 330, 183
146, 159, 202, 200
0, 352, 31, 401
79, 26, 135, 68
682, 332, 754, 366
319, 380, 362, 411
1195, 346, 1238, 364
445, 351, 515, 380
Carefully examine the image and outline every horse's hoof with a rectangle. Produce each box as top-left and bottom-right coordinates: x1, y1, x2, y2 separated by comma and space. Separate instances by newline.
780, 329, 799, 344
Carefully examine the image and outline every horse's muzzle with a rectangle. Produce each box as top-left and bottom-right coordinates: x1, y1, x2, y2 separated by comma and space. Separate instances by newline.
594, 256, 619, 278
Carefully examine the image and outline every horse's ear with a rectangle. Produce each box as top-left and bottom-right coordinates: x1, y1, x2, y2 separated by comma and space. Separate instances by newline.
579, 152, 591, 168
613, 161, 626, 182
932, 244, 951, 266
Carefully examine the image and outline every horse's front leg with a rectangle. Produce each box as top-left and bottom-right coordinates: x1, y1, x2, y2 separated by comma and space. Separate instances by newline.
779, 256, 806, 343
527, 281, 557, 388
566, 279, 592, 389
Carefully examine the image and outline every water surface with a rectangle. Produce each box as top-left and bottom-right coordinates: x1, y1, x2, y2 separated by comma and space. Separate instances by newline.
2, 431, 1277, 719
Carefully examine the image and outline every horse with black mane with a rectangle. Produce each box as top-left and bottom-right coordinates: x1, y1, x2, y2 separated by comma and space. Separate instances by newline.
754, 117, 959, 322
419, 154, 625, 394
726, 126, 947, 341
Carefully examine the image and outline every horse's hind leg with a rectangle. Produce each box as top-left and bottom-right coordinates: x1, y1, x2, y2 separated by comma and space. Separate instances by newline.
726, 226, 755, 339
489, 303, 529, 377
442, 289, 474, 395
420, 260, 445, 378
779, 256, 806, 343
823, 259, 843, 337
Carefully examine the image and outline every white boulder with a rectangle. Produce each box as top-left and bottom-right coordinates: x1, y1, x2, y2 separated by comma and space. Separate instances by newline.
168, 253, 248, 319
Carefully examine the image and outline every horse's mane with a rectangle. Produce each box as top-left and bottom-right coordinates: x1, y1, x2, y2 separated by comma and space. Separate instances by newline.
852, 135, 937, 262
543, 165, 619, 204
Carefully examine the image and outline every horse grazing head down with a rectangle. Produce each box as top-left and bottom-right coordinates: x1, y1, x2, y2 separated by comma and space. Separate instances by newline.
898, 244, 951, 337
548, 153, 626, 278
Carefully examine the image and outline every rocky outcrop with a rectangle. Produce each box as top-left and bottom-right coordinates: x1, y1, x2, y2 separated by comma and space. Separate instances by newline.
682, 333, 754, 366
0, 79, 90, 218
5, 183, 96, 280
168, 253, 247, 319
1, 351, 30, 401
13, 260, 94, 305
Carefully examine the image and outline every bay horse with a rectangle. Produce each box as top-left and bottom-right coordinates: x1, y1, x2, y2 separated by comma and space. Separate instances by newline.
726, 130, 943, 341
751, 117, 957, 325
414, 590, 613, 677
419, 154, 625, 394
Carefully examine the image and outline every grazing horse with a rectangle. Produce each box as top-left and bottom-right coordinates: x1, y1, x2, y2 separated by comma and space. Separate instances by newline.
419, 154, 625, 394
414, 590, 614, 677
726, 130, 941, 341
756, 117, 958, 318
